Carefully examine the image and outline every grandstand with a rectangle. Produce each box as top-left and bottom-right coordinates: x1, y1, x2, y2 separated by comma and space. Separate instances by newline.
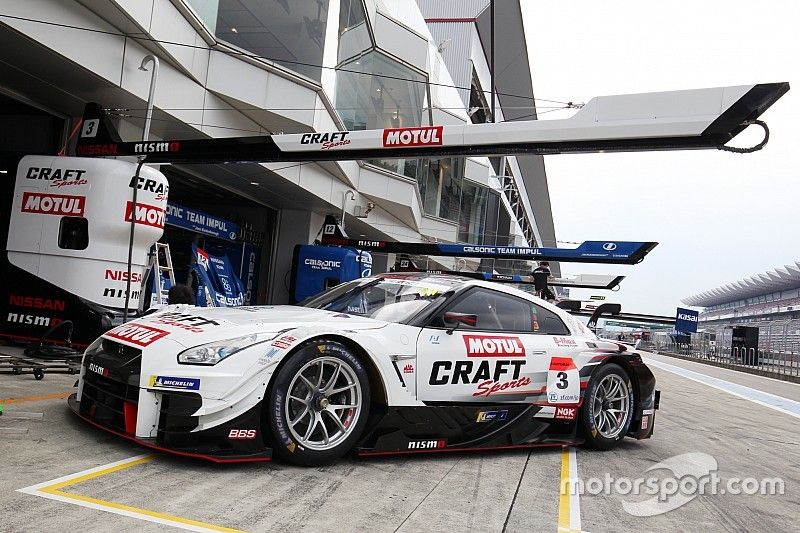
680, 261, 800, 369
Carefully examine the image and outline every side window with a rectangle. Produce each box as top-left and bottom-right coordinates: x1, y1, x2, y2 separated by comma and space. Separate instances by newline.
531, 303, 570, 335
436, 288, 533, 332
58, 217, 89, 250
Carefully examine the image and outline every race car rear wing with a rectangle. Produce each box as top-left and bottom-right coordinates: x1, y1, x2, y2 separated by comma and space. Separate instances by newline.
74, 83, 788, 163
393, 265, 625, 290
561, 302, 676, 331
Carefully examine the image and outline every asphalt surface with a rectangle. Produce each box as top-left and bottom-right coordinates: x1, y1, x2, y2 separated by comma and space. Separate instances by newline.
0, 349, 797, 532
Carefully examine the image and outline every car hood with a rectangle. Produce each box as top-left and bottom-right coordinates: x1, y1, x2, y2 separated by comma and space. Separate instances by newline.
102, 304, 387, 349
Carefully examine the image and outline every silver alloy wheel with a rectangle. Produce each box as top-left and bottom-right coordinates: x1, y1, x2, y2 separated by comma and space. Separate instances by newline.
285, 356, 362, 451
591, 373, 631, 439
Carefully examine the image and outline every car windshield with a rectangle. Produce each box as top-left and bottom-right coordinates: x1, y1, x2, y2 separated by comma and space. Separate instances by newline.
302, 276, 458, 323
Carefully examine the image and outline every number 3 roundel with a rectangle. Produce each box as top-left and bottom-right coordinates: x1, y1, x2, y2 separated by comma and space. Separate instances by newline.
546, 357, 580, 404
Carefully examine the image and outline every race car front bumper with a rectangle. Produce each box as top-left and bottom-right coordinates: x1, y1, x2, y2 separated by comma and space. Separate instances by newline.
68, 394, 272, 463
72, 337, 272, 463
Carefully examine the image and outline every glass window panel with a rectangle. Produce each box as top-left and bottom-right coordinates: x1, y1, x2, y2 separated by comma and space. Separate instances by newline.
215, 0, 329, 81
458, 180, 488, 242
186, 0, 220, 33
338, 0, 371, 62
336, 51, 427, 179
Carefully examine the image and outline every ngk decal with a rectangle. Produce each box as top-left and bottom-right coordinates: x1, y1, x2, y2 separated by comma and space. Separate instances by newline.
106, 323, 169, 347
463, 335, 525, 357
554, 407, 577, 421
546, 357, 580, 404
407, 439, 446, 450
125, 201, 165, 229
382, 126, 443, 147
21, 192, 85, 216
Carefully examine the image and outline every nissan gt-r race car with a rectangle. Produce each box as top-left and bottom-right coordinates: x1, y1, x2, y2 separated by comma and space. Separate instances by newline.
69, 273, 659, 466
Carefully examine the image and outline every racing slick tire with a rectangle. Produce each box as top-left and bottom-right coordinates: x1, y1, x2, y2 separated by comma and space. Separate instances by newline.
580, 363, 634, 450
267, 339, 371, 466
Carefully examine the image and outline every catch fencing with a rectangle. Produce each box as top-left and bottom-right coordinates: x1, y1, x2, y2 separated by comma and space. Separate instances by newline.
644, 318, 800, 379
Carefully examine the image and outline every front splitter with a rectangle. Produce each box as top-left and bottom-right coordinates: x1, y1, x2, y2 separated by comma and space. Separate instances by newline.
68, 394, 272, 463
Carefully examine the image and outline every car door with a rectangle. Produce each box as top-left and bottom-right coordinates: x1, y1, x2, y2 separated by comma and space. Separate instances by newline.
416, 287, 574, 403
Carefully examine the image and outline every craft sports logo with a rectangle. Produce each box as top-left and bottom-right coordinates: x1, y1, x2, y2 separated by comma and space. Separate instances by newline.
105, 324, 169, 347
382, 126, 443, 147
21, 192, 85, 216
463, 335, 525, 357
125, 201, 166, 229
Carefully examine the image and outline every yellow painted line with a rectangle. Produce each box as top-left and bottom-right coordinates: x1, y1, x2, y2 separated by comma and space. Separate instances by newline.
0, 391, 72, 404
18, 455, 246, 533
558, 446, 582, 533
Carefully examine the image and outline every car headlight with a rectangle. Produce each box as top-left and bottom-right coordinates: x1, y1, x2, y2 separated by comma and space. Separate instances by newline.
177, 332, 284, 365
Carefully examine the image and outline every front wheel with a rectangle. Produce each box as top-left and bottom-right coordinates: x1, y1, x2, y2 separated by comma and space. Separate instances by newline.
267, 340, 371, 466
580, 363, 634, 450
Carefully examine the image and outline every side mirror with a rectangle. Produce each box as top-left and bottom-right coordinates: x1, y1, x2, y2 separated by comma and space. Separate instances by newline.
442, 312, 477, 333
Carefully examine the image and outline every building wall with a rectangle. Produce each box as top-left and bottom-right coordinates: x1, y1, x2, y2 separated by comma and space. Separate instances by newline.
0, 0, 556, 301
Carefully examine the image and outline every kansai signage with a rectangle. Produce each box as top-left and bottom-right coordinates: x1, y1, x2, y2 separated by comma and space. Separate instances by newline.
382, 126, 443, 147
463, 335, 525, 357
675, 307, 699, 333
21, 192, 85, 216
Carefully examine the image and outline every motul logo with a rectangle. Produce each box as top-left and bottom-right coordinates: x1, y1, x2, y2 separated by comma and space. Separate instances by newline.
383, 126, 443, 147
463, 335, 525, 357
105, 324, 169, 346
21, 192, 85, 216
125, 201, 165, 229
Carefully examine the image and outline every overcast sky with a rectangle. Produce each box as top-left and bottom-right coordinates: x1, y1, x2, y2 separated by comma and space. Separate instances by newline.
521, 0, 800, 316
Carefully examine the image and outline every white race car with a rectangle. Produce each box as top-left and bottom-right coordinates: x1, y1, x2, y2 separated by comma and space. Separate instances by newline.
69, 273, 658, 466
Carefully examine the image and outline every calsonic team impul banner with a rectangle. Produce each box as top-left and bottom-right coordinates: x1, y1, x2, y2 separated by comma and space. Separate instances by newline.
323, 236, 657, 265
75, 83, 788, 163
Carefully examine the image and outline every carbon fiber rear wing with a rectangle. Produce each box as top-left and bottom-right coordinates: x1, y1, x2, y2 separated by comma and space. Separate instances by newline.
75, 83, 788, 163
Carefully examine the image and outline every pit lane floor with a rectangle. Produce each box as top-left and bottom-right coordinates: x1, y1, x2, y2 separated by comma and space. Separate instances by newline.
0, 350, 797, 533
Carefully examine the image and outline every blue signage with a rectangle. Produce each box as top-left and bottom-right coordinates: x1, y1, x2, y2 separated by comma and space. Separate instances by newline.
433, 241, 654, 264
166, 202, 238, 241
675, 307, 699, 333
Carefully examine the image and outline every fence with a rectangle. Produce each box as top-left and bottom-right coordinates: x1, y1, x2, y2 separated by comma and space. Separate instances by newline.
646, 320, 800, 379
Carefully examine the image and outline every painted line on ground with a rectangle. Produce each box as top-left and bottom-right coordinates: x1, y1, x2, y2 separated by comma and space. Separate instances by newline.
558, 446, 582, 533
0, 391, 72, 404
644, 357, 800, 420
18, 454, 246, 533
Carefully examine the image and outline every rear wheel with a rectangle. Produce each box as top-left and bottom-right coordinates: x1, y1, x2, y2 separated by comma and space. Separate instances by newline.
580, 363, 633, 450
268, 340, 371, 466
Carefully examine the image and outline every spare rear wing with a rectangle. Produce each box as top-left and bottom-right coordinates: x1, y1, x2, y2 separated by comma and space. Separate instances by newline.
75, 83, 788, 163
